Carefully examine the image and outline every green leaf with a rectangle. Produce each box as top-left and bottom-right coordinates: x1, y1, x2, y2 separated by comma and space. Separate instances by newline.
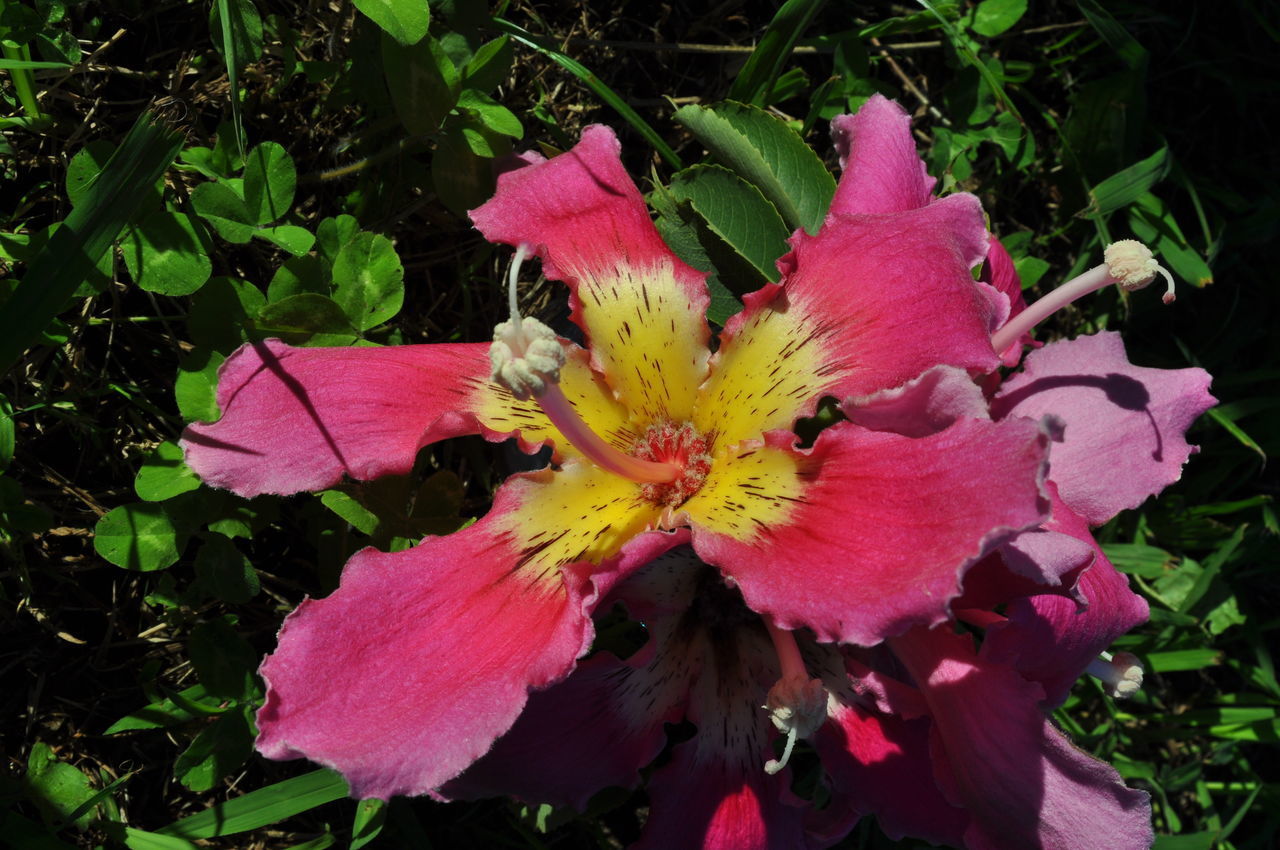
1145, 649, 1223, 673
0, 392, 13, 472
190, 181, 256, 243
268, 255, 331, 302
331, 232, 405, 331
209, 0, 264, 67
121, 209, 213, 295
105, 685, 221, 734
668, 164, 791, 283
432, 127, 495, 217
188, 277, 266, 353
381, 31, 458, 136
174, 707, 255, 792
175, 349, 226, 423
0, 112, 182, 375
456, 89, 522, 139
1077, 0, 1148, 70
256, 293, 358, 346
194, 534, 260, 603
120, 828, 200, 850
726, 0, 825, 106
1085, 147, 1170, 217
158, 769, 349, 840
354, 0, 430, 46
135, 441, 201, 502
315, 215, 361, 266
1103, 542, 1174, 579
350, 799, 387, 850
650, 183, 741, 326
187, 617, 259, 702
94, 503, 185, 571
673, 101, 835, 234
23, 742, 97, 830
242, 142, 296, 225
461, 36, 514, 95
971, 0, 1027, 37
320, 489, 379, 535
1127, 192, 1214, 287
254, 224, 315, 256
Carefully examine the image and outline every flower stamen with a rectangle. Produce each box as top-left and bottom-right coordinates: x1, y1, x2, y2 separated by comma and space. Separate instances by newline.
762, 620, 828, 775
1086, 650, 1144, 698
990, 239, 1177, 358
488, 246, 681, 485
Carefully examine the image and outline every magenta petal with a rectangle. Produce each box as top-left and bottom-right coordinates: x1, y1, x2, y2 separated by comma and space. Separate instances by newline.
993, 330, 1216, 525
181, 339, 490, 497
469, 123, 706, 296
693, 418, 1049, 646
892, 627, 1153, 850
953, 528, 1094, 612
445, 546, 702, 809
841, 365, 990, 438
810, 703, 968, 848
829, 94, 936, 216
981, 487, 1150, 706
254, 485, 679, 800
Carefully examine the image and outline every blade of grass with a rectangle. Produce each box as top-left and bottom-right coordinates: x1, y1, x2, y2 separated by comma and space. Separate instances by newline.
727, 0, 826, 106
215, 0, 245, 158
488, 16, 681, 169
156, 769, 349, 839
0, 111, 183, 376
1, 43, 46, 120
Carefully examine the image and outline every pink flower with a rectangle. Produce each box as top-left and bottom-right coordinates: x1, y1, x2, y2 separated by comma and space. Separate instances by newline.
181, 95, 1055, 802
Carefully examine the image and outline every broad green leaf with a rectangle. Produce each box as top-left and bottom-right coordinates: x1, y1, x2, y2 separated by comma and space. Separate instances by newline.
1206, 595, 1246, 636
0, 113, 182, 375
175, 349, 226, 423
461, 36, 514, 95
320, 489, 379, 535
354, 0, 429, 46
105, 685, 221, 734
187, 277, 266, 352
650, 182, 741, 326
331, 232, 405, 331
135, 441, 201, 502
193, 533, 260, 603
456, 89, 522, 139
187, 618, 259, 702
254, 224, 315, 256
268, 255, 331, 302
190, 181, 256, 243
23, 742, 97, 830
121, 209, 213, 295
256, 293, 358, 346
315, 215, 361, 266
65, 140, 117, 208
174, 706, 255, 792
350, 799, 386, 850
726, 0, 825, 106
94, 502, 185, 571
1127, 192, 1214, 287
971, 0, 1027, 37
381, 31, 458, 136
158, 769, 349, 839
432, 127, 495, 217
1077, 0, 1148, 70
1146, 649, 1223, 672
673, 101, 835, 234
242, 142, 296, 224
1103, 542, 1174, 579
667, 164, 790, 283
1086, 146, 1170, 217
209, 0, 264, 67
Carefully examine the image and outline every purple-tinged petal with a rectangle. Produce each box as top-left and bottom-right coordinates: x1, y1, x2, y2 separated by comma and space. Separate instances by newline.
809, 703, 968, 849
635, 613, 806, 850
685, 417, 1050, 646
992, 330, 1216, 525
255, 470, 682, 800
180, 339, 632, 497
471, 125, 711, 423
891, 626, 1153, 850
953, 528, 1094, 612
981, 486, 1150, 706
444, 545, 701, 809
829, 94, 936, 216
696, 198, 998, 449
841, 364, 990, 438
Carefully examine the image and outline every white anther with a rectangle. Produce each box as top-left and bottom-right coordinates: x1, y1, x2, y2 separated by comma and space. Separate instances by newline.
490, 316, 565, 400
1104, 240, 1177, 303
762, 675, 829, 775
1086, 650, 1144, 699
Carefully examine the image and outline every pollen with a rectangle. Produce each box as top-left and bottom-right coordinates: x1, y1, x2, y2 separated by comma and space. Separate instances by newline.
633, 421, 712, 507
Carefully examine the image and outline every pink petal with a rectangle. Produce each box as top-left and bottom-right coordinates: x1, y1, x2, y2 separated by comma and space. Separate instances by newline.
698, 198, 998, 448
470, 126, 712, 423
841, 365, 991, 438
993, 330, 1216, 525
689, 417, 1050, 646
810, 702, 968, 848
254, 479, 681, 800
981, 486, 1150, 706
181, 339, 492, 497
444, 545, 702, 809
829, 94, 936, 216
891, 626, 1153, 850
953, 528, 1094, 612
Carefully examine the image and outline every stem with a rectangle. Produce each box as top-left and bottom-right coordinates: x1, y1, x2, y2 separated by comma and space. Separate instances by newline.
990, 263, 1113, 357
765, 620, 808, 681
536, 383, 680, 484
